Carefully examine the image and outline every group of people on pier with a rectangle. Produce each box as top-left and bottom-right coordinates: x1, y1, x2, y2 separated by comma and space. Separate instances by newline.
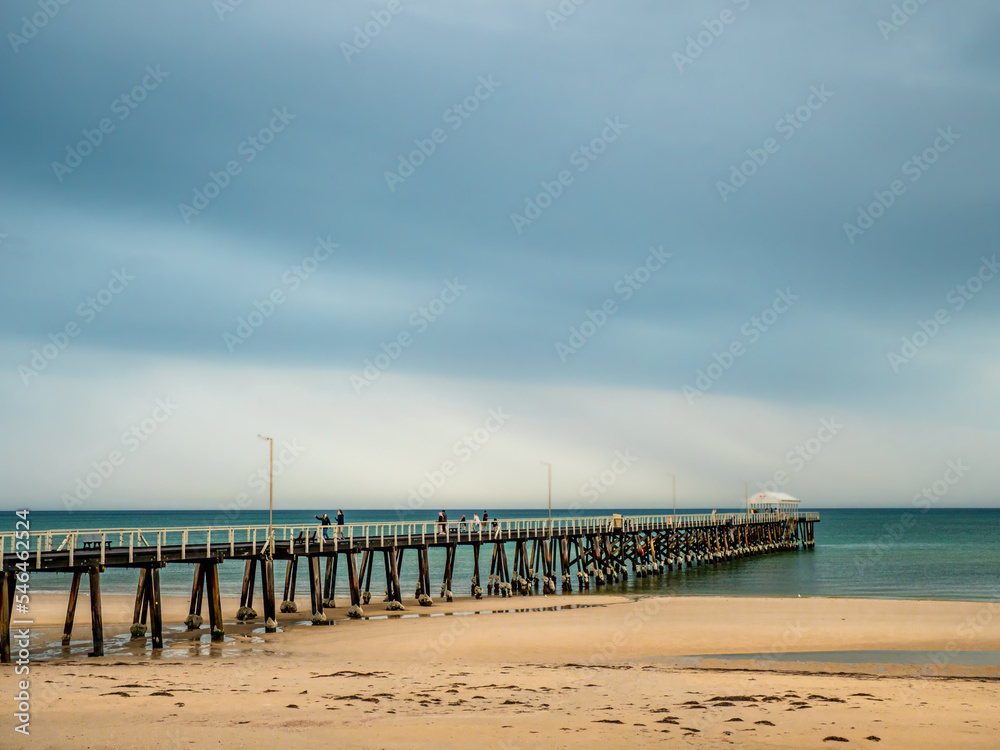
311, 509, 501, 538
313, 510, 345, 540
437, 511, 498, 535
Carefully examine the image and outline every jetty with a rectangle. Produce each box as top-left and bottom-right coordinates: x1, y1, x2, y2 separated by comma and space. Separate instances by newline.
1, 509, 819, 661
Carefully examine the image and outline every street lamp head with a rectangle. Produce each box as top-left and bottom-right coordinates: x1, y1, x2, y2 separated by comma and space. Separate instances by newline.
258, 434, 271, 441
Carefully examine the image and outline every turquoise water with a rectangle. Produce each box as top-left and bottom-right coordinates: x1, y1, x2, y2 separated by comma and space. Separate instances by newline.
3, 508, 999, 602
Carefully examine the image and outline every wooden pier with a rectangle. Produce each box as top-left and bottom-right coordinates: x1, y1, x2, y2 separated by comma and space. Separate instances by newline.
1, 511, 819, 662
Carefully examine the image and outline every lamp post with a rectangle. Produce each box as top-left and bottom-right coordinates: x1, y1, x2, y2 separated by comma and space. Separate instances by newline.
744, 480, 749, 514
540, 461, 552, 525
258, 435, 273, 549
666, 473, 676, 518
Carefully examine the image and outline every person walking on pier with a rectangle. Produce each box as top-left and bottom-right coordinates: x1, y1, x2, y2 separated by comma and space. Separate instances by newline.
336, 509, 345, 539
438, 509, 447, 535
460, 514, 467, 532
315, 512, 332, 540
472, 513, 481, 531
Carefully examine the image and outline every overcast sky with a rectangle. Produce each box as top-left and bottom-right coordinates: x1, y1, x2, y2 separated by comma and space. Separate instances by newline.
1, 0, 998, 513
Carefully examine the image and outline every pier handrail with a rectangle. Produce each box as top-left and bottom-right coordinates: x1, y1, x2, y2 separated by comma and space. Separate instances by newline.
2, 510, 820, 564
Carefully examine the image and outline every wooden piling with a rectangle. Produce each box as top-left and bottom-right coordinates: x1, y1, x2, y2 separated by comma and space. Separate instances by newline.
471, 543, 481, 597
62, 570, 82, 645
442, 545, 456, 599
0, 571, 11, 663
308, 555, 327, 623
205, 562, 225, 641
419, 546, 432, 603
261, 557, 277, 632
88, 567, 104, 657
559, 537, 571, 591
361, 550, 374, 603
131, 568, 148, 636
149, 566, 163, 649
388, 547, 402, 604
382, 551, 393, 602
281, 557, 298, 612
487, 543, 499, 594
186, 563, 205, 629
346, 551, 362, 608
239, 558, 255, 613
323, 553, 338, 606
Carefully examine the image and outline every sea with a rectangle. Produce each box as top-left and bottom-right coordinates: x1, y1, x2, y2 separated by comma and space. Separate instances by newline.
3, 508, 999, 603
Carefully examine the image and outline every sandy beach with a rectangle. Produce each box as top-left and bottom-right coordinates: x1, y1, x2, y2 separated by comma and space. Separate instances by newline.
4, 593, 1000, 748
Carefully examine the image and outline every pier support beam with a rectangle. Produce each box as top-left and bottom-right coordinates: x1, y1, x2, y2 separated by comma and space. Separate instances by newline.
308, 556, 328, 624
417, 547, 433, 606
360, 550, 374, 605
281, 558, 298, 613
471, 544, 482, 598
261, 557, 277, 632
130, 568, 148, 639
148, 566, 164, 649
346, 551, 363, 617
205, 561, 225, 641
185, 563, 205, 629
323, 553, 338, 607
382, 551, 393, 603
237, 559, 258, 621
62, 571, 82, 646
441, 545, 456, 601
0, 571, 12, 663
387, 547, 403, 608
88, 567, 104, 657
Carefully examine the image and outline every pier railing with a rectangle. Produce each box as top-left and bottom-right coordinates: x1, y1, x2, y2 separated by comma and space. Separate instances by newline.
1, 511, 820, 567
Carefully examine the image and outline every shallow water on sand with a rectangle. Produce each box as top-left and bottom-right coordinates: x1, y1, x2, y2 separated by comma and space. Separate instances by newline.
698, 650, 1000, 667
